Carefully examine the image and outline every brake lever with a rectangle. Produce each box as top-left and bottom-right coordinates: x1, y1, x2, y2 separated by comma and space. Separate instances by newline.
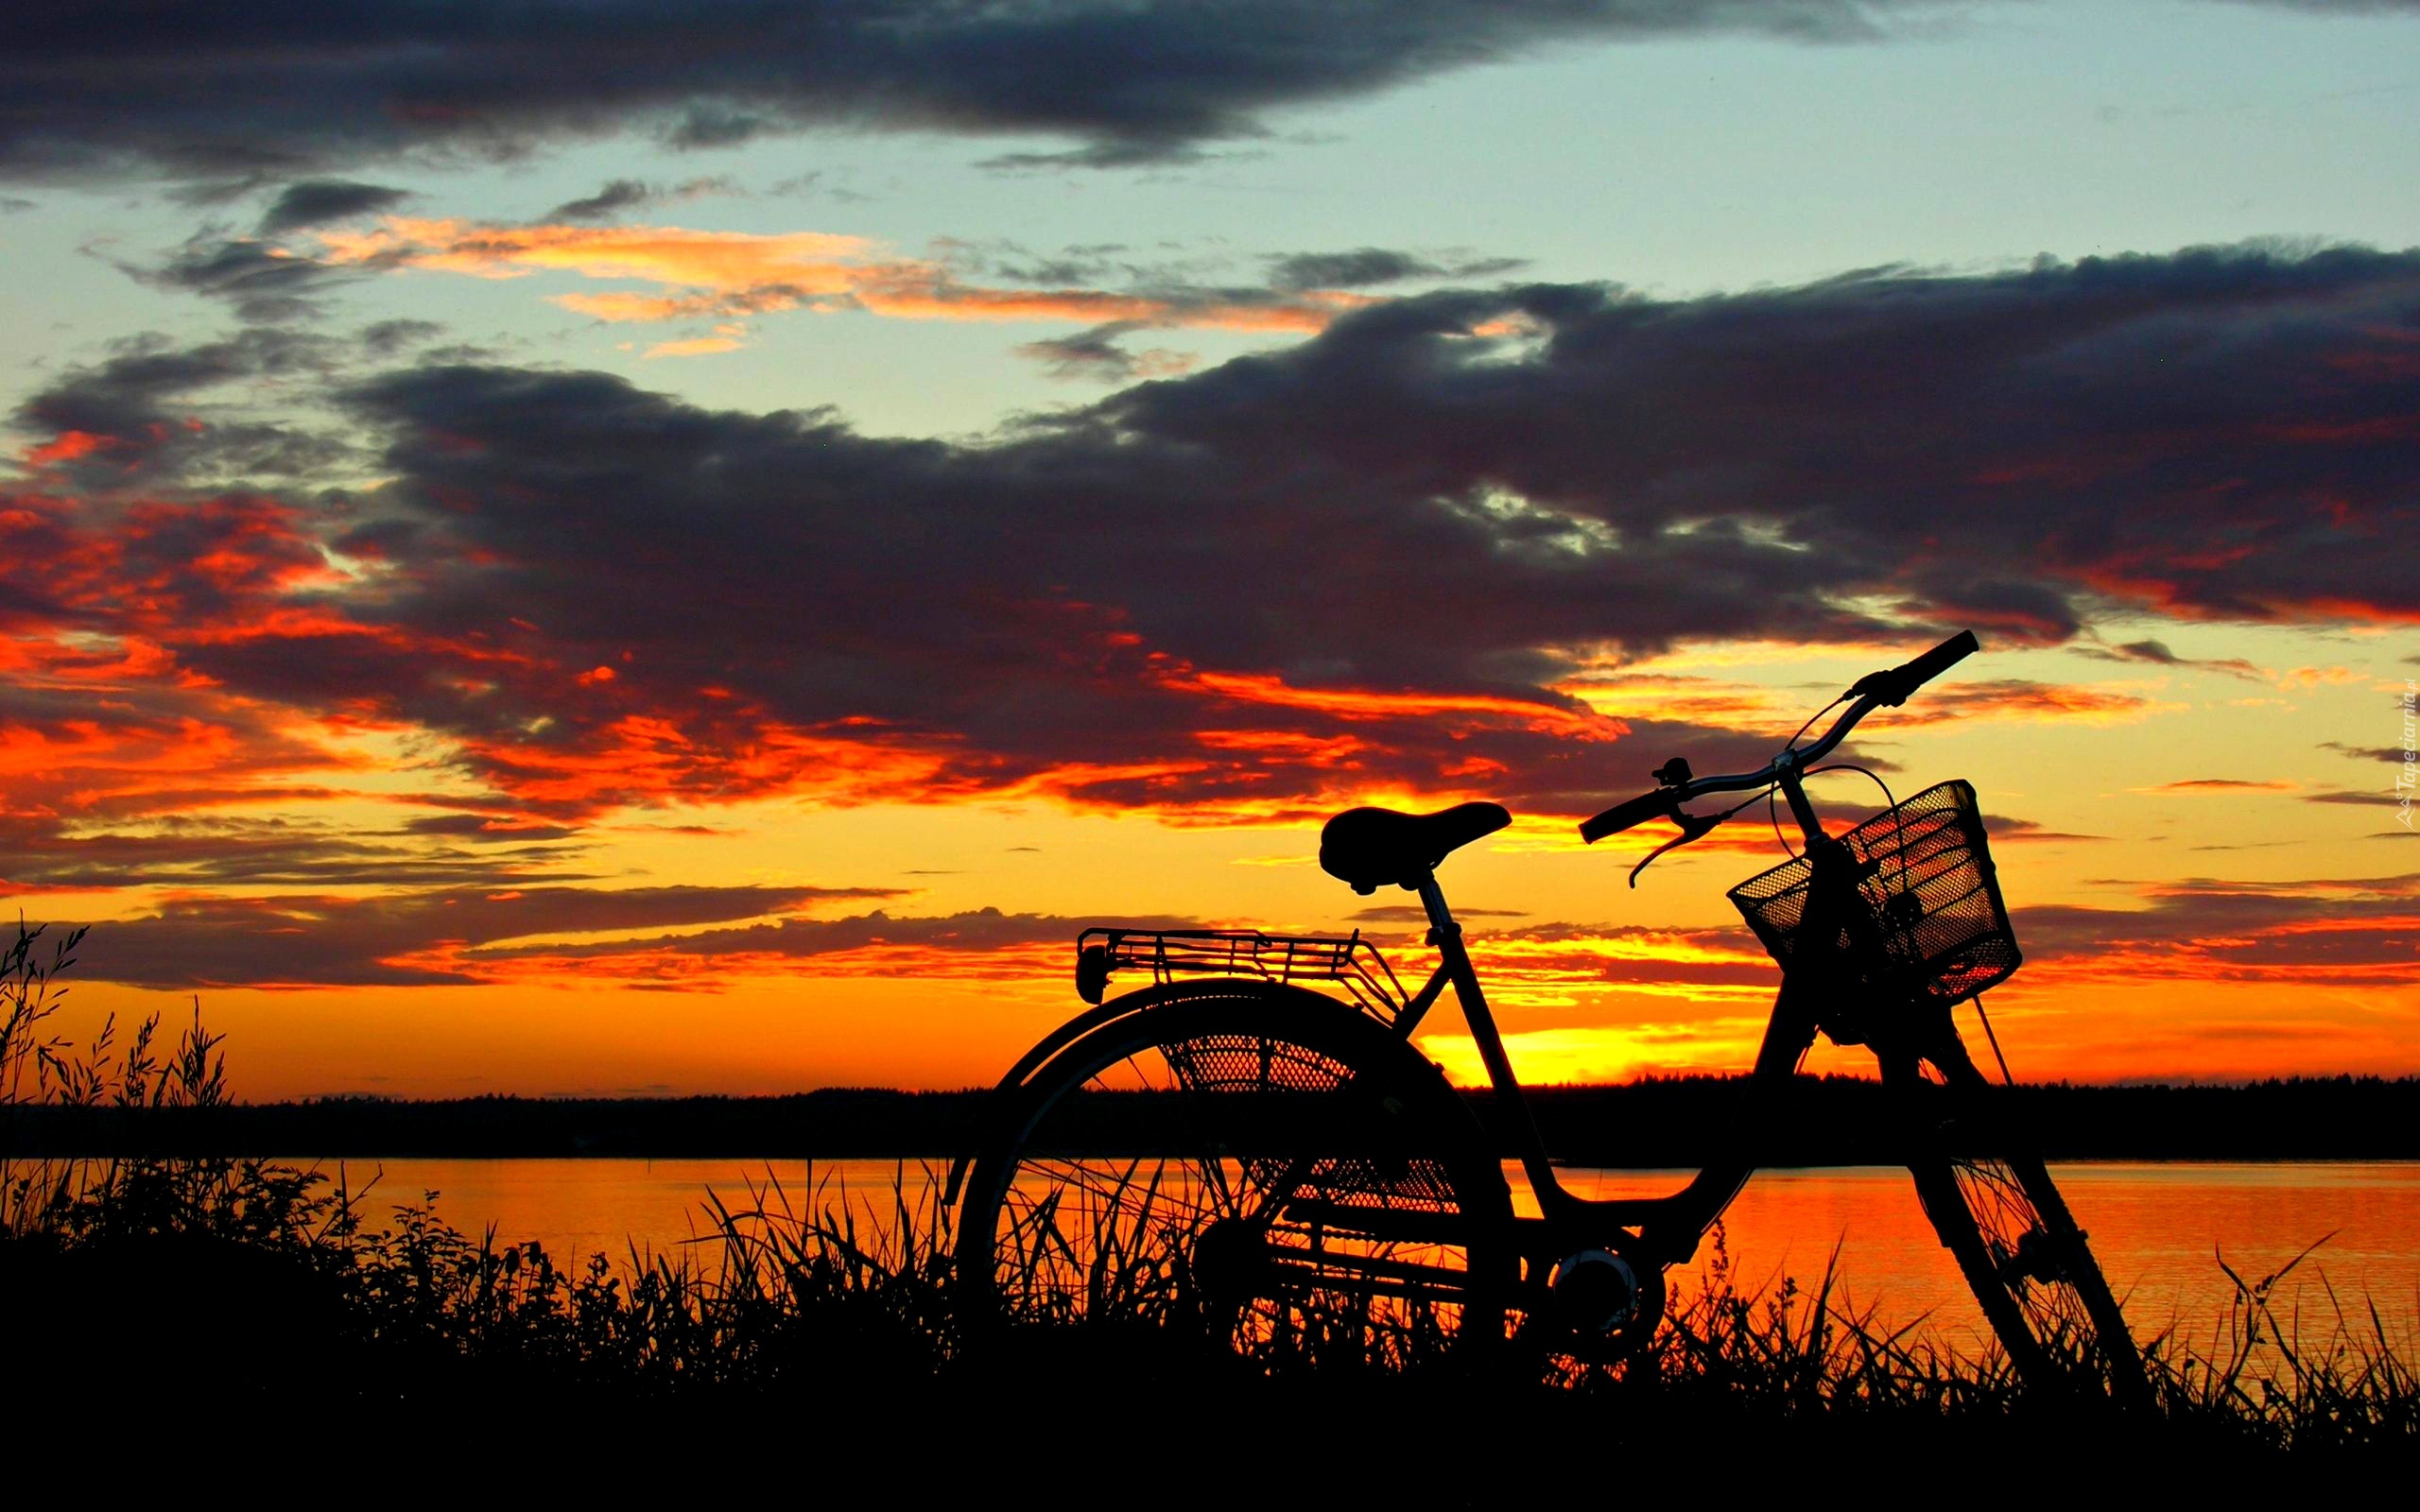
1628, 808, 1721, 888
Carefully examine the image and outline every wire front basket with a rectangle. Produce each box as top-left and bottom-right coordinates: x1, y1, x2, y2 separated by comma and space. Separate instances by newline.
1727, 779, 2020, 1008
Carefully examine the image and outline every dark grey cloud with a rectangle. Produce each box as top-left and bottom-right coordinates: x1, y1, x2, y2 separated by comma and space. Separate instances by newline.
543, 175, 739, 221
0, 814, 586, 891
977, 141, 1229, 173
290, 356, 1796, 815
164, 176, 275, 208
12, 327, 354, 485
1985, 817, 2114, 843
665, 103, 769, 152
18, 328, 333, 438
400, 813, 580, 842
1268, 248, 1528, 291
0, 2, 2009, 180
1014, 320, 1194, 382
2322, 741, 2413, 765
547, 179, 656, 222
60, 885, 904, 988
2076, 637, 2261, 679
15, 242, 2420, 825
55, 893, 1165, 990
257, 179, 410, 234
124, 234, 361, 323
1094, 244, 2420, 639
982, 243, 1132, 285
361, 318, 445, 356
2014, 873, 2420, 988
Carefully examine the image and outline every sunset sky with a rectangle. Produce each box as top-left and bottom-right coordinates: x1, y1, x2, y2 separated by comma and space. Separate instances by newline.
3, 1, 2414, 1100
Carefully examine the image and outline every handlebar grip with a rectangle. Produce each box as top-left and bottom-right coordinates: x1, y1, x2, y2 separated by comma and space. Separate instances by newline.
1899, 629, 1979, 690
1579, 789, 1676, 844
1856, 629, 1979, 706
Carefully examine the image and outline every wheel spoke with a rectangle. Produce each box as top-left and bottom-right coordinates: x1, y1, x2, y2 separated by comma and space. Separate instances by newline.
1905, 1046, 2149, 1406
959, 992, 1509, 1366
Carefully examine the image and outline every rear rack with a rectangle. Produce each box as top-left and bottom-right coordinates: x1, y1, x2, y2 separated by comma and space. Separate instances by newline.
1074, 927, 1408, 1022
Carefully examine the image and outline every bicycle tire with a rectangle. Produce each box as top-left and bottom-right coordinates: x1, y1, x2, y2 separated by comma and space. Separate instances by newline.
1895, 1044, 2152, 1406
956, 984, 1513, 1368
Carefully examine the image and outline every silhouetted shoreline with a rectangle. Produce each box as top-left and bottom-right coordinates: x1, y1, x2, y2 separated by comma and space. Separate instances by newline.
9, 1074, 2417, 1163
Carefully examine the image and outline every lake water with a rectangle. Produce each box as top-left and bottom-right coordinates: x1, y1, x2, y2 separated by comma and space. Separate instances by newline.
316, 1158, 2420, 1354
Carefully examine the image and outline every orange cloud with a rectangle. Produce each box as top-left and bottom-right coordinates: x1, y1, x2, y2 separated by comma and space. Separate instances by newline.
1899, 679, 2183, 726
1168, 667, 1617, 736
318, 218, 870, 291
2134, 778, 2300, 795
1556, 670, 1792, 728
643, 335, 746, 359
315, 216, 1368, 342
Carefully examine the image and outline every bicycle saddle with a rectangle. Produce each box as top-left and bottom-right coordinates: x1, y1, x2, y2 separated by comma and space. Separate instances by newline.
1318, 801, 1512, 895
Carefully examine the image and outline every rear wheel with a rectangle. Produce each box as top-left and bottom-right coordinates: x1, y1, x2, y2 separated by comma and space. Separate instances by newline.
1896, 1038, 2151, 1406
957, 986, 1513, 1370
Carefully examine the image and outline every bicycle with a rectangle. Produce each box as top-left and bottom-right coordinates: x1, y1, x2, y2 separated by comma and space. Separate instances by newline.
948, 631, 2150, 1401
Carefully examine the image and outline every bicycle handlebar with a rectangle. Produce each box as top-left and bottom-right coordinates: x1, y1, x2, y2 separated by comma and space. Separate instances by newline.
1577, 787, 1678, 844
1578, 630, 1979, 844
1849, 628, 1979, 709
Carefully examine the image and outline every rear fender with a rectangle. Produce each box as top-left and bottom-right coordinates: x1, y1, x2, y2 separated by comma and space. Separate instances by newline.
940, 977, 1413, 1207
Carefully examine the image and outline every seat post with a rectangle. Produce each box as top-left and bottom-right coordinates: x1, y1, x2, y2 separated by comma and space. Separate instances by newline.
1412, 868, 1567, 1214
1414, 869, 1480, 1024
1414, 872, 1458, 939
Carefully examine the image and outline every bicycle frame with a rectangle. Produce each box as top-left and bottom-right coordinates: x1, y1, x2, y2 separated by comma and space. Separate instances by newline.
1397, 757, 1847, 1268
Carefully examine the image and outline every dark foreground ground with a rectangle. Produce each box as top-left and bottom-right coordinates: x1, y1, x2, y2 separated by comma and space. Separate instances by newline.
3, 1145, 2411, 1490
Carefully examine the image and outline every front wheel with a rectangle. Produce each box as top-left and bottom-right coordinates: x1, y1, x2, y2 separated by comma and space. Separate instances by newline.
956, 986, 1514, 1370
1894, 1037, 2152, 1407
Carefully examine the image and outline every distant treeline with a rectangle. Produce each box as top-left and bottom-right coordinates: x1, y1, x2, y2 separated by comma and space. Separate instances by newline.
1514, 1075, 2420, 1166
9, 1074, 2419, 1164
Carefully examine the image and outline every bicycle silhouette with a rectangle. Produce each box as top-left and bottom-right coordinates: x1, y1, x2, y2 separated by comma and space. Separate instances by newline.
950, 632, 2148, 1400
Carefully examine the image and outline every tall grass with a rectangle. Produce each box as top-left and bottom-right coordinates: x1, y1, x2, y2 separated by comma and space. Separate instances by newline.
4, 919, 275, 1240
2151, 1238, 2420, 1452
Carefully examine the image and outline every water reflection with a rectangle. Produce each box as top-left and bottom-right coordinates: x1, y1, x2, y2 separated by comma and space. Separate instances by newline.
318, 1157, 2420, 1350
